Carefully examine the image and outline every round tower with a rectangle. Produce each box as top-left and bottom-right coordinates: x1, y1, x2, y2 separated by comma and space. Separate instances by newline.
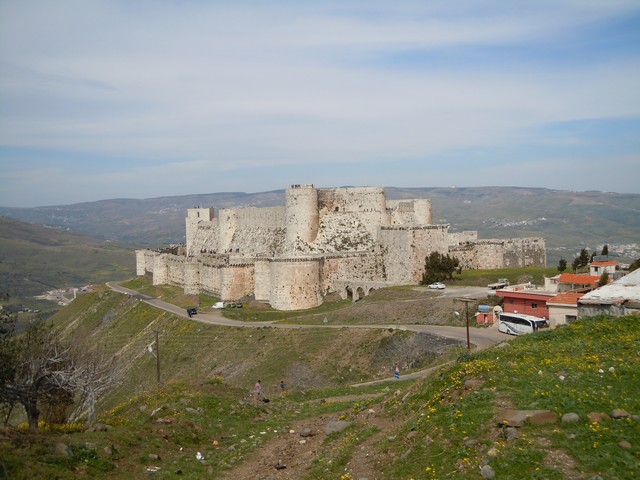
413, 199, 433, 225
285, 184, 319, 249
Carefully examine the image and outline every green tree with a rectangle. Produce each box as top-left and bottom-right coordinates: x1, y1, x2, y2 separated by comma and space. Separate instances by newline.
629, 258, 640, 272
571, 257, 581, 272
421, 251, 460, 285
557, 258, 567, 272
573, 248, 590, 271
599, 271, 609, 286
601, 244, 609, 256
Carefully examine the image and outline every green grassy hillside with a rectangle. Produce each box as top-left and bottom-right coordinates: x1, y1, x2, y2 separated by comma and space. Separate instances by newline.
2, 284, 638, 479
0, 216, 135, 311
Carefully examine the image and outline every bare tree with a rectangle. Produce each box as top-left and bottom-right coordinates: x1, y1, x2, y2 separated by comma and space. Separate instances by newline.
0, 318, 74, 429
67, 344, 124, 427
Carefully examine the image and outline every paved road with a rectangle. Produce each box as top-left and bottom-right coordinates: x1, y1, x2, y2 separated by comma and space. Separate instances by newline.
107, 282, 508, 384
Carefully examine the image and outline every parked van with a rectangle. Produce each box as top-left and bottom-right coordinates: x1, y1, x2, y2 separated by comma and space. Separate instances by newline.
213, 302, 224, 309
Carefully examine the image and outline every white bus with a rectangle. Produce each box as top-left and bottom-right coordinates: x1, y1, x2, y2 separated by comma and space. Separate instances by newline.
498, 313, 549, 336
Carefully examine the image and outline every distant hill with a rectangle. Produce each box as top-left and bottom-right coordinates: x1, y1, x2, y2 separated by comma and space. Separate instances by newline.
1, 187, 639, 265
0, 216, 135, 309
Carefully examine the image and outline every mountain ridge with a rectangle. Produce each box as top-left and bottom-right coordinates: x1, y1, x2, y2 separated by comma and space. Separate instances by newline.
1, 186, 639, 264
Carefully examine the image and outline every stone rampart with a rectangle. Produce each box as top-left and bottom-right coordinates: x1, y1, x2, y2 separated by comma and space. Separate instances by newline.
380, 225, 449, 283
449, 231, 478, 246
448, 237, 546, 269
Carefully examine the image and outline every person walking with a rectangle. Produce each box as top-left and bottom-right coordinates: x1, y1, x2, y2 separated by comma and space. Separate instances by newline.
279, 380, 286, 396
253, 380, 262, 404
394, 364, 400, 380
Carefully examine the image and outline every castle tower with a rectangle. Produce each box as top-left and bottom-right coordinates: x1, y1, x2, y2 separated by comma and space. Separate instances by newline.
186, 208, 213, 255
413, 199, 433, 225
285, 184, 319, 250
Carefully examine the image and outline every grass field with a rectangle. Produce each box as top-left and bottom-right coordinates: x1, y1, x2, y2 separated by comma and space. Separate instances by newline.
2, 312, 637, 479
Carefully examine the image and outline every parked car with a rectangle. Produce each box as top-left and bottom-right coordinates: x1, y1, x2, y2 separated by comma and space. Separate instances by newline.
428, 282, 446, 290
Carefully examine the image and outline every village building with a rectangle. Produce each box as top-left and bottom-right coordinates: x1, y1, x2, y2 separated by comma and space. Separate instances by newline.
137, 184, 546, 311
494, 284, 556, 320
546, 292, 585, 327
578, 268, 640, 318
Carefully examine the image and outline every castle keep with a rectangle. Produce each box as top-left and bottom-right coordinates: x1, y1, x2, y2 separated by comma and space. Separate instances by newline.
136, 185, 546, 310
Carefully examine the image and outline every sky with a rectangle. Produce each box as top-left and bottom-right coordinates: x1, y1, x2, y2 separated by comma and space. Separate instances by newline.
1, 0, 639, 208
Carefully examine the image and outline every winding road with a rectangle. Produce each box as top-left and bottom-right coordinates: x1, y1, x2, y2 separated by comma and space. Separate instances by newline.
107, 282, 508, 383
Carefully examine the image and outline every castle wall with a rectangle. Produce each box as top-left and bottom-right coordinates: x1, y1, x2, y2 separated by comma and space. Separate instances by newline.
380, 225, 449, 283
136, 250, 154, 275
318, 187, 389, 239
199, 259, 222, 296
268, 258, 322, 310
254, 260, 271, 301
449, 242, 504, 269
448, 237, 546, 269
449, 231, 478, 246
502, 237, 546, 267
220, 264, 255, 301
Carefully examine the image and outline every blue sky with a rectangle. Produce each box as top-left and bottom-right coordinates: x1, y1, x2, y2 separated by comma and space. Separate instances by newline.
1, 0, 639, 207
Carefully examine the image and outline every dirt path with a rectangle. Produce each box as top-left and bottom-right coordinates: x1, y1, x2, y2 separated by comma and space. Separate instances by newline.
217, 396, 399, 480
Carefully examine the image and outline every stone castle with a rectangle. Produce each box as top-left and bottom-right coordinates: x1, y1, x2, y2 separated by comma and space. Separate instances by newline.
136, 184, 546, 310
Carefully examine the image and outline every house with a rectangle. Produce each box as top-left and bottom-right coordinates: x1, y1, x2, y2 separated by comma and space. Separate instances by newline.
545, 273, 600, 293
495, 284, 557, 319
578, 269, 640, 318
546, 292, 585, 328
589, 260, 618, 276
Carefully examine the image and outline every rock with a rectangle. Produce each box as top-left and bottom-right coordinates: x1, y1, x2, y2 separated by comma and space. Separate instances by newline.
464, 438, 479, 447
387, 435, 397, 442
529, 410, 558, 425
618, 440, 632, 449
610, 409, 630, 419
480, 464, 496, 479
405, 431, 419, 440
54, 442, 72, 457
185, 407, 201, 415
496, 409, 557, 427
400, 448, 412, 460
562, 413, 580, 423
299, 427, 314, 437
464, 379, 483, 390
325, 420, 351, 435
587, 412, 611, 423
148, 453, 160, 460
505, 427, 520, 442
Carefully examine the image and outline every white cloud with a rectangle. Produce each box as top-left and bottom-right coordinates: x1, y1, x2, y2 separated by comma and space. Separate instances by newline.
1, 0, 639, 206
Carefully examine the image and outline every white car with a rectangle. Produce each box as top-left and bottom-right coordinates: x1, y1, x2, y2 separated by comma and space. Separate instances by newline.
428, 282, 445, 289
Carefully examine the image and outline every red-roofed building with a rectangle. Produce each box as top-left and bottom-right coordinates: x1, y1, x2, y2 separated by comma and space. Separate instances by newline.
495, 285, 556, 319
589, 260, 620, 279
551, 273, 600, 293
547, 292, 585, 328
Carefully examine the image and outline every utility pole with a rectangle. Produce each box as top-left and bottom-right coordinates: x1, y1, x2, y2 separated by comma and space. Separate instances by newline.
155, 330, 160, 384
456, 298, 473, 352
